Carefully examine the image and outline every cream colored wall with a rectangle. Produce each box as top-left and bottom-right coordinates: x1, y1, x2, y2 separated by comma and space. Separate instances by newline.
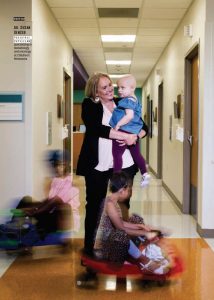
32, 0, 73, 199
0, 0, 73, 209
0, 0, 32, 211
142, 0, 205, 204
198, 0, 214, 229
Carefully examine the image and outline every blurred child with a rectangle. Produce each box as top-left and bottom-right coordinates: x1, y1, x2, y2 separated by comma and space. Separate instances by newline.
94, 171, 170, 275
109, 74, 150, 187
21, 150, 80, 234
47, 150, 80, 232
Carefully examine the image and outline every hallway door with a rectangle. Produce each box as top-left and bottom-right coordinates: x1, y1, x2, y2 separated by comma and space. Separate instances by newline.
190, 54, 199, 217
183, 45, 199, 216
63, 70, 71, 171
157, 82, 163, 179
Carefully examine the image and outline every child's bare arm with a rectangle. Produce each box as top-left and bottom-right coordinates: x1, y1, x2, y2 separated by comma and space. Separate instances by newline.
123, 221, 151, 231
106, 202, 152, 237
115, 109, 134, 131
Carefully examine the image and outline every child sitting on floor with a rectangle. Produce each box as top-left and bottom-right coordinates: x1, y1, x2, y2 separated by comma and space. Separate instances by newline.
20, 150, 80, 235
94, 171, 170, 275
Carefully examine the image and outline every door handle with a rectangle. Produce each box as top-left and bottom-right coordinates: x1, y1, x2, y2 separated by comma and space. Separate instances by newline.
64, 124, 70, 129
188, 135, 193, 146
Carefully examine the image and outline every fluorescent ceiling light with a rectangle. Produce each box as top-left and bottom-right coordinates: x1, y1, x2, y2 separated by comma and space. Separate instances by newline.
109, 74, 127, 78
106, 60, 131, 65
101, 35, 136, 42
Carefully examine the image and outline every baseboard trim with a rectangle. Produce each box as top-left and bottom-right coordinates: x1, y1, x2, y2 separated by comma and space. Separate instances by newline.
148, 166, 182, 212
148, 171, 214, 237
148, 166, 158, 178
197, 223, 214, 238
162, 181, 183, 211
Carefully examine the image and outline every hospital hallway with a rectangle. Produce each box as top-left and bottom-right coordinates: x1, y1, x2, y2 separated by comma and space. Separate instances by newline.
1, 0, 214, 299
0, 174, 214, 300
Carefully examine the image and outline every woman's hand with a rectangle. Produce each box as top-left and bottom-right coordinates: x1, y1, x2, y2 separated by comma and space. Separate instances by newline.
124, 133, 137, 145
109, 129, 137, 145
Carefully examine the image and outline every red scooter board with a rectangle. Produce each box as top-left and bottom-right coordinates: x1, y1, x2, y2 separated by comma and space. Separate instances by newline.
81, 240, 184, 281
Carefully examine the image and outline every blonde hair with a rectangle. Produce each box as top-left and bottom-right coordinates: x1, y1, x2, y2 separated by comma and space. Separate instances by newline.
85, 72, 112, 102
117, 74, 136, 89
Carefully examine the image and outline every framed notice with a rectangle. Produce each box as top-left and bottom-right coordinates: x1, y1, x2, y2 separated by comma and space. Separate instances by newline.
0, 94, 23, 121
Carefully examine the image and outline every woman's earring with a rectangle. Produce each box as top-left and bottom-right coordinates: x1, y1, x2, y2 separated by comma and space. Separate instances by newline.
94, 96, 100, 103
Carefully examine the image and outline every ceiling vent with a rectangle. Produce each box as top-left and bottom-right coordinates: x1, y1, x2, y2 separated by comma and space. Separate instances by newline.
98, 8, 139, 18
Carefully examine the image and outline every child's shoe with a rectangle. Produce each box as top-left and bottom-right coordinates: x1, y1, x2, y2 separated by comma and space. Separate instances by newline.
140, 172, 151, 187
138, 259, 169, 275
142, 244, 165, 261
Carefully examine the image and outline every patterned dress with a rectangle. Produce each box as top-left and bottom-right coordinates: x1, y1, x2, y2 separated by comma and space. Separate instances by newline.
94, 198, 144, 264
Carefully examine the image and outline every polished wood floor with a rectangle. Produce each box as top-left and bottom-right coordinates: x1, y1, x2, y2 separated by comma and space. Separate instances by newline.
1, 175, 214, 299
0, 238, 214, 300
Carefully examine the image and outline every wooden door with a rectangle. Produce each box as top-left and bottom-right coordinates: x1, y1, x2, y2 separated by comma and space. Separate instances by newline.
73, 104, 83, 131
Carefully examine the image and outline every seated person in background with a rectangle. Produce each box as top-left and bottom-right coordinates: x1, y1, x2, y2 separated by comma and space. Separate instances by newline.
47, 150, 80, 232
109, 74, 150, 187
94, 171, 170, 275
19, 150, 80, 236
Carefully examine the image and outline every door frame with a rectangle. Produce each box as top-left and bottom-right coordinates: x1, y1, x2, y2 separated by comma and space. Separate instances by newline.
183, 43, 199, 213
146, 95, 150, 163
63, 69, 71, 171
157, 82, 163, 179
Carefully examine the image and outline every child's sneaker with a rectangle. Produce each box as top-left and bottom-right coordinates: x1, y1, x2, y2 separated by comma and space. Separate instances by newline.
140, 172, 151, 187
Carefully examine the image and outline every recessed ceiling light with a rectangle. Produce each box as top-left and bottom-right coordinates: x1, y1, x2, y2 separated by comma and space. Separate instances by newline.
109, 74, 127, 78
101, 35, 136, 42
106, 60, 131, 65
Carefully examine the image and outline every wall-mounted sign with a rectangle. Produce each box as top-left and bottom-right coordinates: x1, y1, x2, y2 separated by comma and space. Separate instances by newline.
0, 94, 23, 121
175, 126, 184, 142
13, 17, 32, 61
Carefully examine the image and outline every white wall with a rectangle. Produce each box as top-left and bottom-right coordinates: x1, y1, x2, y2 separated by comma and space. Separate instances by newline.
0, 0, 32, 210
142, 0, 205, 204
32, 0, 73, 199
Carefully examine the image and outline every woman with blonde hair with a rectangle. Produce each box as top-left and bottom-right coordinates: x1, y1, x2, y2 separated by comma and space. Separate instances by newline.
76, 72, 148, 257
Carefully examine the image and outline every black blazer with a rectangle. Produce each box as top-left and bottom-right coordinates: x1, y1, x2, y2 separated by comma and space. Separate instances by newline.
76, 97, 148, 176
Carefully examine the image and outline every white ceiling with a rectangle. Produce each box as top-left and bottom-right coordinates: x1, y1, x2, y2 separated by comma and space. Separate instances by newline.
46, 0, 194, 86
